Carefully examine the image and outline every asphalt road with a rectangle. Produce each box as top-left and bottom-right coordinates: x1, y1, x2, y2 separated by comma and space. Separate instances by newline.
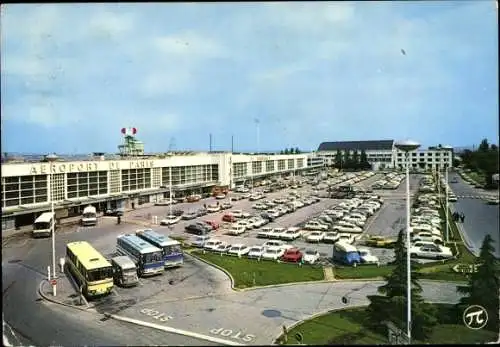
1, 223, 220, 346
448, 173, 500, 257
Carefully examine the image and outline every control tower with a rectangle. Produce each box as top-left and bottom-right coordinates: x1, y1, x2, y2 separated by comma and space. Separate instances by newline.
118, 127, 145, 157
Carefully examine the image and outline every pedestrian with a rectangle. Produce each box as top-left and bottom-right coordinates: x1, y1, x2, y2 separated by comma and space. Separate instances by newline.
203, 203, 207, 209
453, 212, 458, 222
460, 212, 465, 223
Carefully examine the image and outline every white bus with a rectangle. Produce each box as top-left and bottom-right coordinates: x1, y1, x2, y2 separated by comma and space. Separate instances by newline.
116, 234, 164, 277
33, 212, 55, 238
136, 229, 184, 268
81, 205, 97, 226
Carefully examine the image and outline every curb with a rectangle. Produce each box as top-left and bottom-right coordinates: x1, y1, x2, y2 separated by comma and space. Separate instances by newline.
37, 280, 91, 312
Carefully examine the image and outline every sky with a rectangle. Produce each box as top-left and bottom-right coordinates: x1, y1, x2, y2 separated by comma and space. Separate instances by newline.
1, 1, 498, 154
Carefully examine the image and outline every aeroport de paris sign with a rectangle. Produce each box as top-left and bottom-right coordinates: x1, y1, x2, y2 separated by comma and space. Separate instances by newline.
29, 160, 156, 175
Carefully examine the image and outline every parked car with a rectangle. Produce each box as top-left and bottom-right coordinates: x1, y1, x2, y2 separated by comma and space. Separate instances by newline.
204, 220, 219, 230
160, 215, 181, 225
214, 243, 232, 253
191, 235, 211, 248
302, 249, 320, 264
222, 214, 237, 223
280, 227, 302, 241
358, 248, 380, 265
411, 232, 443, 244
206, 204, 221, 213
409, 244, 453, 260
171, 209, 184, 216
253, 203, 268, 210
204, 239, 225, 251
269, 227, 286, 239
365, 235, 396, 248
281, 248, 303, 263
304, 221, 329, 231
261, 246, 285, 261
196, 208, 208, 217
260, 212, 275, 222
323, 232, 339, 243
186, 195, 201, 202
221, 201, 233, 209
333, 224, 363, 233
182, 211, 198, 220
247, 246, 265, 259
227, 225, 246, 236
215, 194, 227, 200
306, 231, 325, 243
228, 244, 250, 257
230, 210, 243, 218
185, 223, 211, 235
262, 240, 293, 250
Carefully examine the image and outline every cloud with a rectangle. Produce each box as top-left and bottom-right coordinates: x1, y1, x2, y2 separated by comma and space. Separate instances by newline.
1, 2, 498, 153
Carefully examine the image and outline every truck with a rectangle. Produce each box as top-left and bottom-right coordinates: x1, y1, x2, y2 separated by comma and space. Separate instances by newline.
81, 205, 97, 226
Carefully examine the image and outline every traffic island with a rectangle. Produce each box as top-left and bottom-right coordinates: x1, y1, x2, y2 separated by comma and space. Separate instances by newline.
38, 274, 90, 310
275, 304, 498, 345
190, 251, 325, 289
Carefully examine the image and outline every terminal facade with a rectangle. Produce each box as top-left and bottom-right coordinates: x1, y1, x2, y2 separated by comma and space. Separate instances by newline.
1, 151, 323, 231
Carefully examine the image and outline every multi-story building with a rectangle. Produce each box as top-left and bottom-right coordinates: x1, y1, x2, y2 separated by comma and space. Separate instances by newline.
317, 140, 395, 170
1, 151, 322, 231
317, 140, 454, 171
393, 145, 453, 171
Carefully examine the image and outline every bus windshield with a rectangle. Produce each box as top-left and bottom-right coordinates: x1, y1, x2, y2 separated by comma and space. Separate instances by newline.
164, 245, 182, 255
34, 222, 51, 230
87, 267, 113, 282
142, 251, 163, 264
83, 213, 95, 218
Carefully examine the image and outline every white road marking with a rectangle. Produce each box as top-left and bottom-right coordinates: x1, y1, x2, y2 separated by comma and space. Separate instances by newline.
108, 314, 245, 346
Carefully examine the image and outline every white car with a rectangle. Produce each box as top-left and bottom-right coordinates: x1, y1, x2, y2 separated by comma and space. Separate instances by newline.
306, 231, 325, 243
333, 224, 363, 233
214, 243, 232, 253
266, 209, 281, 218
409, 244, 453, 259
268, 227, 286, 239
221, 201, 233, 209
215, 194, 227, 200
325, 210, 344, 218
192, 235, 211, 248
304, 221, 329, 231
247, 246, 265, 259
203, 240, 224, 251
230, 210, 243, 218
302, 249, 320, 264
247, 217, 263, 228
253, 217, 268, 228
358, 248, 380, 264
273, 198, 287, 204
206, 204, 221, 213
160, 215, 181, 225
324, 231, 339, 243
261, 246, 285, 260
280, 227, 302, 241
227, 225, 246, 236
411, 232, 443, 244
236, 220, 252, 230
343, 217, 366, 228
257, 227, 274, 238
253, 203, 268, 210
228, 244, 250, 257
262, 240, 293, 251
337, 233, 355, 244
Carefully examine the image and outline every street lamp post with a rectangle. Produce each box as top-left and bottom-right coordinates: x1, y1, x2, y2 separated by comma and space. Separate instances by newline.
445, 164, 449, 243
394, 140, 420, 344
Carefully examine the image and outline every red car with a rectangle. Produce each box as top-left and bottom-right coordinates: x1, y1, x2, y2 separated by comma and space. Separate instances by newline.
204, 220, 219, 230
222, 214, 236, 223
281, 248, 303, 263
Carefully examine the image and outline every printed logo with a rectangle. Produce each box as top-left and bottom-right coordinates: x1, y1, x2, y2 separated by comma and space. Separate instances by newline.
463, 305, 488, 330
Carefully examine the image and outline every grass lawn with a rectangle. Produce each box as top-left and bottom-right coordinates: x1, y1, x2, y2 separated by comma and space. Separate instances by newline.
281, 305, 498, 345
334, 264, 395, 279
191, 251, 324, 288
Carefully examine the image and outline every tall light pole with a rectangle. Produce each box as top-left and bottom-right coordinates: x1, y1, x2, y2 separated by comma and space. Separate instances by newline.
46, 154, 58, 279
394, 140, 420, 344
445, 164, 449, 243
169, 165, 173, 216
255, 118, 260, 189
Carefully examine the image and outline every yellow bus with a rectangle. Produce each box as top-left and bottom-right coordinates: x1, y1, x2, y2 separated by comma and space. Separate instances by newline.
65, 241, 114, 298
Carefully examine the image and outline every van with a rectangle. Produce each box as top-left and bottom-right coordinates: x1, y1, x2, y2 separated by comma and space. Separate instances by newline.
33, 212, 55, 238
332, 241, 361, 266
81, 205, 98, 226
111, 256, 139, 287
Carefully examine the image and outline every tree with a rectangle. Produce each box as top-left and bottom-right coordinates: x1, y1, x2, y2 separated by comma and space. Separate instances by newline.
294, 147, 301, 154
366, 230, 437, 340
284, 148, 289, 154
479, 138, 490, 152
352, 150, 360, 170
334, 150, 343, 169
457, 234, 500, 331
360, 149, 371, 170
289, 147, 295, 154
343, 151, 351, 170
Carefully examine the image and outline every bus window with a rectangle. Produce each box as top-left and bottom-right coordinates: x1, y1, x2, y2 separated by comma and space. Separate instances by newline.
143, 252, 162, 264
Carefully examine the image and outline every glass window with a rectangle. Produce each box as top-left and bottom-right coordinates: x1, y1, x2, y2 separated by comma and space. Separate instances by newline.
35, 195, 48, 203
20, 189, 33, 198
5, 199, 19, 207
67, 191, 77, 199
21, 197, 34, 205
5, 191, 18, 199
87, 267, 113, 282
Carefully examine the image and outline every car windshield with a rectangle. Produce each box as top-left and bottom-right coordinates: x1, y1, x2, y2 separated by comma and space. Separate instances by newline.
250, 248, 261, 252
305, 250, 316, 255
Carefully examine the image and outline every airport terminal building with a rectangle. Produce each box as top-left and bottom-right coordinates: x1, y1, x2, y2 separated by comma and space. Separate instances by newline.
1, 151, 323, 231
